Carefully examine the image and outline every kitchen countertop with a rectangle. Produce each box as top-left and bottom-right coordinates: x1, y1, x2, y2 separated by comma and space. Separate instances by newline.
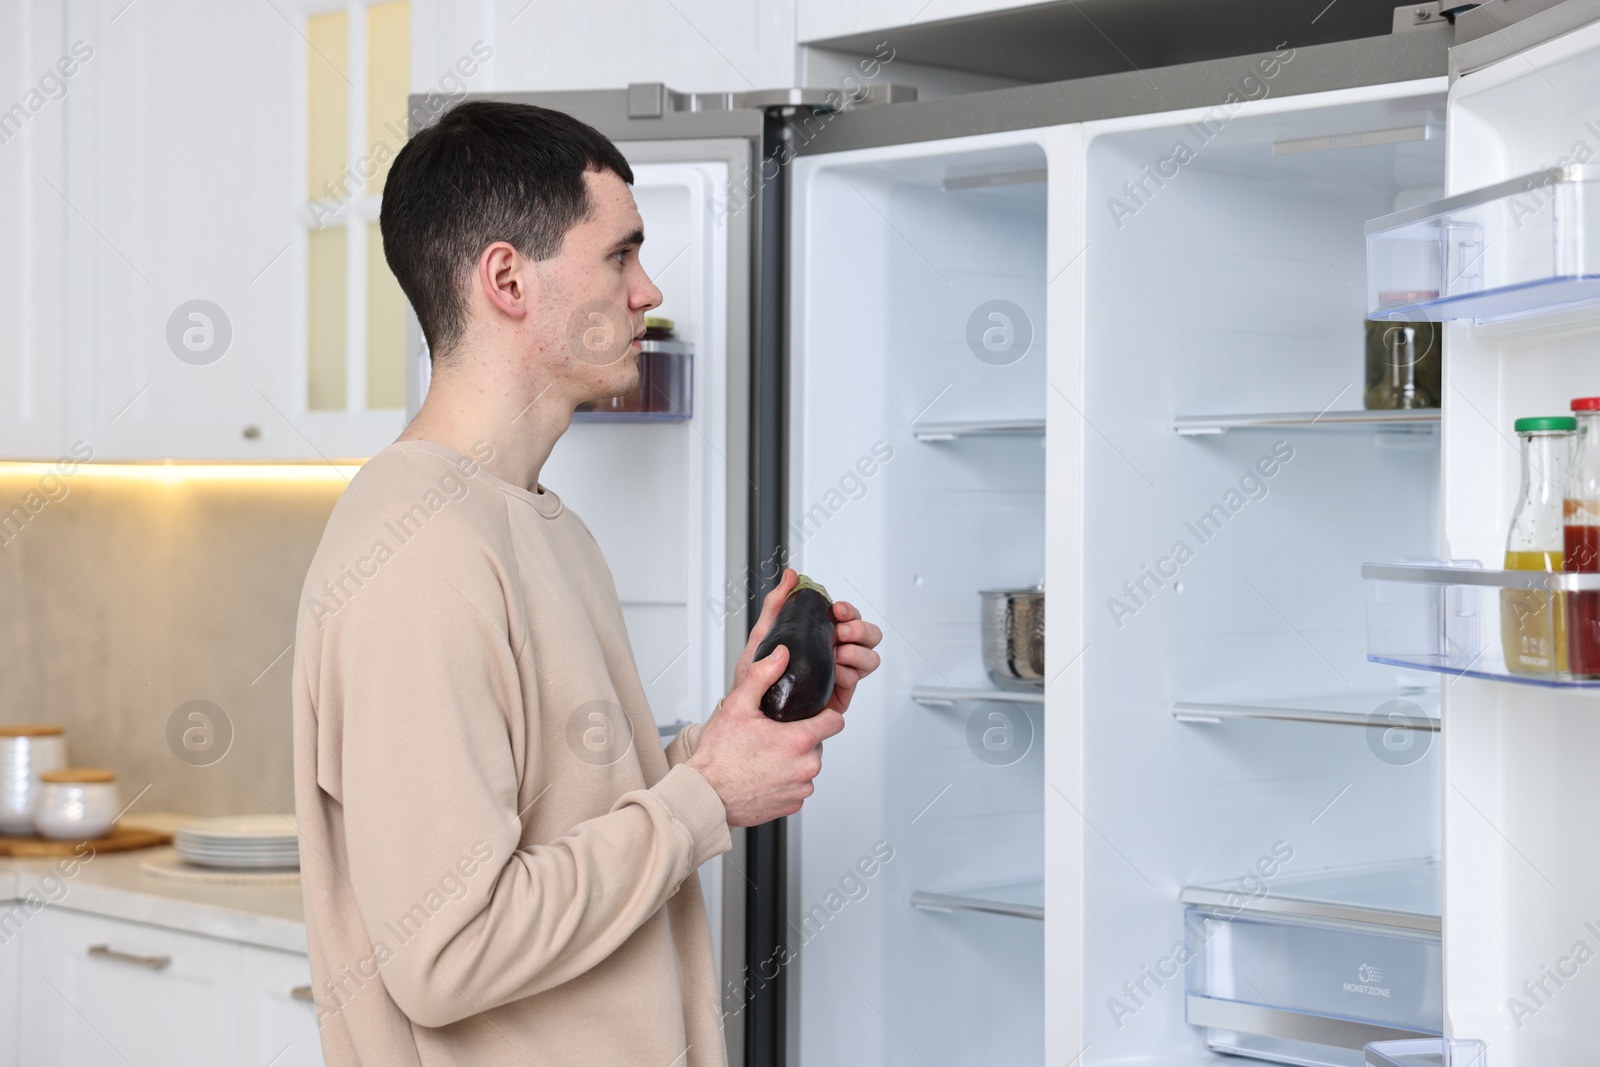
0, 815, 306, 954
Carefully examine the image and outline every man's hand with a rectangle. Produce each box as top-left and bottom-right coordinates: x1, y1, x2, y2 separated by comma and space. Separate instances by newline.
732, 569, 884, 715
687, 645, 844, 827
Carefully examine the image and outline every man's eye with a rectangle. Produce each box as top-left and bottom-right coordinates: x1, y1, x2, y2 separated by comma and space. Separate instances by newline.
612, 249, 628, 265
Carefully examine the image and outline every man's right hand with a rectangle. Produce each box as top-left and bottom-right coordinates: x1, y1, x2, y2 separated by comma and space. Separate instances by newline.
685, 645, 845, 828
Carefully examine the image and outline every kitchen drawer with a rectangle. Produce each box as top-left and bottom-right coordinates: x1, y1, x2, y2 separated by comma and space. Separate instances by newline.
1183, 861, 1443, 1067
237, 943, 324, 1067
18, 906, 238, 1067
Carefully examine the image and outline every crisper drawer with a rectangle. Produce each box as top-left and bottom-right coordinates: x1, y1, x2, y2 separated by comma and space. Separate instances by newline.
1183, 861, 1443, 1067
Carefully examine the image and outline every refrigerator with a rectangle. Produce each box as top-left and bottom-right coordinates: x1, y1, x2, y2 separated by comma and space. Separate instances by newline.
412, 10, 1600, 1065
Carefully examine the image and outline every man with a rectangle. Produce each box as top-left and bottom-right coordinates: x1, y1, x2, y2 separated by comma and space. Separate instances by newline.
291, 100, 882, 1066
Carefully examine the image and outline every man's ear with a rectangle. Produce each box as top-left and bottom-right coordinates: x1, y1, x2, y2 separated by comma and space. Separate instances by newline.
477, 241, 531, 321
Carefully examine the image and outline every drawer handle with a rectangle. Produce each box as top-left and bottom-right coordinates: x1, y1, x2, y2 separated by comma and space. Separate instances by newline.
88, 944, 171, 970
290, 985, 314, 1002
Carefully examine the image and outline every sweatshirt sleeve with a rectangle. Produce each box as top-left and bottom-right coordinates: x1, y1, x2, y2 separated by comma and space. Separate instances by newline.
663, 721, 707, 768
318, 522, 730, 1029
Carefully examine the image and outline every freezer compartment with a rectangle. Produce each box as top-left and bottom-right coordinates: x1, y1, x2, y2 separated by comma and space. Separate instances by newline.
573, 340, 693, 421
1365, 1038, 1487, 1067
1183, 860, 1442, 1066
1365, 166, 1600, 323
1362, 561, 1600, 688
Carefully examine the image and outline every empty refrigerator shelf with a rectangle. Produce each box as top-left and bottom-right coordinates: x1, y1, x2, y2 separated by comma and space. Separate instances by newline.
912, 418, 1045, 442
1172, 409, 1440, 436
911, 685, 1044, 706
1182, 858, 1441, 933
1171, 689, 1439, 730
911, 878, 1043, 920
1365, 165, 1600, 324
1363, 562, 1600, 689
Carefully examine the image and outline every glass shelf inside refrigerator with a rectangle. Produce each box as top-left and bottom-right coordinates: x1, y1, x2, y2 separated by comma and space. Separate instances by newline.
911, 685, 1044, 706
1171, 688, 1439, 730
1184, 859, 1442, 1067
1365, 165, 1600, 324
1173, 409, 1439, 436
911, 417, 1045, 442
910, 877, 1042, 920
1363, 562, 1600, 688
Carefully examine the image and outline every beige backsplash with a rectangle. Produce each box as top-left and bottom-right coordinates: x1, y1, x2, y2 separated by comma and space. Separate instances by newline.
0, 467, 347, 819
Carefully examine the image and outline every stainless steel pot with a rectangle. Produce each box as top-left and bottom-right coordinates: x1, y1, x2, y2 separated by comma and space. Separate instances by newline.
980, 587, 1044, 691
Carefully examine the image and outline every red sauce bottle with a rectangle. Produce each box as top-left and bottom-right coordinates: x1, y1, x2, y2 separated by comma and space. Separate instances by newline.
1564, 396, 1600, 677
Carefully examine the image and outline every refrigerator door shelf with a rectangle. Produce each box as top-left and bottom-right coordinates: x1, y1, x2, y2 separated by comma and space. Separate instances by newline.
1363, 562, 1600, 688
1364, 166, 1600, 324
1366, 1038, 1488, 1067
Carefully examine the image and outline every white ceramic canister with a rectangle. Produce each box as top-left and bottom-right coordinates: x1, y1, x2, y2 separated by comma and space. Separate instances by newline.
0, 725, 68, 836
33, 768, 119, 840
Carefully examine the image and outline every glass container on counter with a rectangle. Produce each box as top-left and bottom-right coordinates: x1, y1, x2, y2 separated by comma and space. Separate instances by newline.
1567, 397, 1600, 677
1501, 416, 1577, 675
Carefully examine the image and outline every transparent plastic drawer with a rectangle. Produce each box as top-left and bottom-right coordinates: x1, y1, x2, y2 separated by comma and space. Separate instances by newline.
1366, 1038, 1487, 1067
1365, 165, 1600, 323
1184, 861, 1442, 1067
1363, 562, 1600, 688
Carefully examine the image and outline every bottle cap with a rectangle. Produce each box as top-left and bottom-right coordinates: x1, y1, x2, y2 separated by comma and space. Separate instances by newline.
1572, 397, 1600, 411
1515, 417, 1578, 433
643, 316, 674, 330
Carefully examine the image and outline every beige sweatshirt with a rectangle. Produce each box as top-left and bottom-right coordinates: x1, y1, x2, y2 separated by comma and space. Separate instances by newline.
291, 439, 732, 1067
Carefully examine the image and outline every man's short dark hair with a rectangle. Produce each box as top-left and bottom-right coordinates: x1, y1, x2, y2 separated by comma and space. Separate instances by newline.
379, 100, 634, 359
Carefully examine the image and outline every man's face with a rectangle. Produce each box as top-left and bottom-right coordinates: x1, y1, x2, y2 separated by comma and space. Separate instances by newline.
533, 168, 662, 404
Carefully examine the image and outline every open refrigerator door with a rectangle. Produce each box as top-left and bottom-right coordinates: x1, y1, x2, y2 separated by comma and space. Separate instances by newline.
1425, 12, 1600, 1065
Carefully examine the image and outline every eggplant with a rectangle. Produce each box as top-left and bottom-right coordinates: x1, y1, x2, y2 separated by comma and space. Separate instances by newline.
753, 576, 837, 721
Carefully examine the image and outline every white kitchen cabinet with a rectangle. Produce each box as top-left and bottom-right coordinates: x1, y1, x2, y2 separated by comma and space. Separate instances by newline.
0, 0, 73, 461
0, 922, 19, 1067
237, 943, 325, 1067
11, 903, 327, 1067
19, 906, 239, 1066
53, 0, 405, 462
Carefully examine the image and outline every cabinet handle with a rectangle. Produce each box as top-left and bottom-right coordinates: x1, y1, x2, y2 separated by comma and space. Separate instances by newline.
290, 985, 314, 1002
242, 424, 262, 440
88, 944, 171, 970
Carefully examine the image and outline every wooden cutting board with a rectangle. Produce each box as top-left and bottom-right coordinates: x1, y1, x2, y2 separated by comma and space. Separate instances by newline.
0, 825, 171, 856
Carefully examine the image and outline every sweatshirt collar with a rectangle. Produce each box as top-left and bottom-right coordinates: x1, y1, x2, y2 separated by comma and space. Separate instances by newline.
384, 440, 564, 519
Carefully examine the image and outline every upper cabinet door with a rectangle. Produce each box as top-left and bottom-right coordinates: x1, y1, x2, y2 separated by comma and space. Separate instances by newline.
0, 2, 72, 461
61, 0, 410, 462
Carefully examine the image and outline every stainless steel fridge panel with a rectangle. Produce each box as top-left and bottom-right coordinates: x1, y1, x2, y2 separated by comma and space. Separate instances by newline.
793, 33, 1450, 156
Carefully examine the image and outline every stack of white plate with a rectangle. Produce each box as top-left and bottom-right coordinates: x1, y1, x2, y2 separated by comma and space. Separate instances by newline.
174, 814, 299, 870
